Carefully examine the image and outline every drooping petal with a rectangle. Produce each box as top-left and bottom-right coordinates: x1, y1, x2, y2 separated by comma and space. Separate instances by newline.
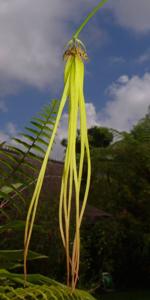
24, 68, 70, 282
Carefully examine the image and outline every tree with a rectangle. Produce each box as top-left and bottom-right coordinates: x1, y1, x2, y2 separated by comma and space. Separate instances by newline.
131, 111, 150, 143
88, 126, 113, 148
61, 126, 113, 153
80, 115, 150, 288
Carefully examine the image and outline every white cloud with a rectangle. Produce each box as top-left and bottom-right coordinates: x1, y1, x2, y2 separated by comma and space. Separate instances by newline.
0, 0, 149, 101
0, 102, 100, 161
0, 131, 9, 143
137, 49, 150, 64
109, 56, 126, 65
5, 122, 17, 135
0, 0, 99, 93
100, 73, 150, 131
83, 24, 108, 51
0, 100, 7, 112
2, 70, 150, 160
85, 103, 101, 128
0, 121, 17, 143
110, 0, 150, 33
117, 75, 129, 84
56, 102, 100, 141
52, 72, 150, 159
51, 102, 101, 161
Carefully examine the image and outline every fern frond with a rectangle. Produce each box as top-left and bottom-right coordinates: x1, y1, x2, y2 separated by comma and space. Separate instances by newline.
0, 270, 96, 300
0, 99, 59, 215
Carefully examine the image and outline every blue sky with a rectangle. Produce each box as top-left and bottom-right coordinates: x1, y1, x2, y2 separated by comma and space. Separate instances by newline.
0, 0, 150, 159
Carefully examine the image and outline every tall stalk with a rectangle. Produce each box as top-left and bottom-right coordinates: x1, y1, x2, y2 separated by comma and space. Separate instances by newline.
73, 0, 109, 39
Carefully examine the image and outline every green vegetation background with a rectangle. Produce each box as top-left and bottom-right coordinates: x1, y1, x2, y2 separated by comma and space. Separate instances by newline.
0, 102, 150, 298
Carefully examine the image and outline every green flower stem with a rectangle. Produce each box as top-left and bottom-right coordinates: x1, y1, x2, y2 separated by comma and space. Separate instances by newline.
73, 0, 109, 39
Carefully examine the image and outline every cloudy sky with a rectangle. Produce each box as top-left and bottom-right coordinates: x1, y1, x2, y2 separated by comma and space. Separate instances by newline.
0, 0, 150, 160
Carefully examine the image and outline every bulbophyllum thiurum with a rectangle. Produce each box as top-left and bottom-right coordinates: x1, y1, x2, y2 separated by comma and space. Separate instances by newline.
24, 0, 109, 290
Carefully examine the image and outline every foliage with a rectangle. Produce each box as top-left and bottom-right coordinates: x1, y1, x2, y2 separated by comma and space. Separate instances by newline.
0, 249, 48, 270
0, 99, 59, 221
1, 100, 150, 292
131, 112, 150, 143
88, 127, 113, 148
0, 100, 64, 285
79, 113, 150, 288
79, 218, 118, 289
98, 290, 150, 300
0, 269, 96, 300
61, 126, 113, 153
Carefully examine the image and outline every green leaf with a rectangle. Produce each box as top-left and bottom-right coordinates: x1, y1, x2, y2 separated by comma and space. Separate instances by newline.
21, 161, 39, 172
25, 127, 41, 136
7, 146, 24, 156
0, 150, 18, 164
0, 250, 48, 269
0, 208, 10, 220
0, 221, 46, 234
32, 117, 45, 124
0, 220, 26, 233
31, 121, 43, 130
16, 168, 34, 180
31, 144, 45, 154
12, 138, 31, 149
36, 137, 49, 147
43, 125, 53, 133
0, 270, 96, 300
27, 151, 42, 161
0, 183, 23, 198
0, 159, 14, 171
21, 134, 35, 143
40, 131, 52, 139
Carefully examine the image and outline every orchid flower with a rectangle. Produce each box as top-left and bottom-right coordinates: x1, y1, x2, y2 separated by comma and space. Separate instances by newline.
24, 38, 91, 289
24, 0, 109, 290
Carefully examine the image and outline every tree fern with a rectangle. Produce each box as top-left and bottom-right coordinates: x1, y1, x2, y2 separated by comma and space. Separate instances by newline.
0, 269, 96, 300
0, 99, 59, 217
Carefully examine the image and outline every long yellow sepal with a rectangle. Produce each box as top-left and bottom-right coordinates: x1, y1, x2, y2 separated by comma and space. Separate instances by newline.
24, 41, 91, 291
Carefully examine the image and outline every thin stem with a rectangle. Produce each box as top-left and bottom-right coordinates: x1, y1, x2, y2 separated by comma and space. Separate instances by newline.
73, 0, 109, 39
